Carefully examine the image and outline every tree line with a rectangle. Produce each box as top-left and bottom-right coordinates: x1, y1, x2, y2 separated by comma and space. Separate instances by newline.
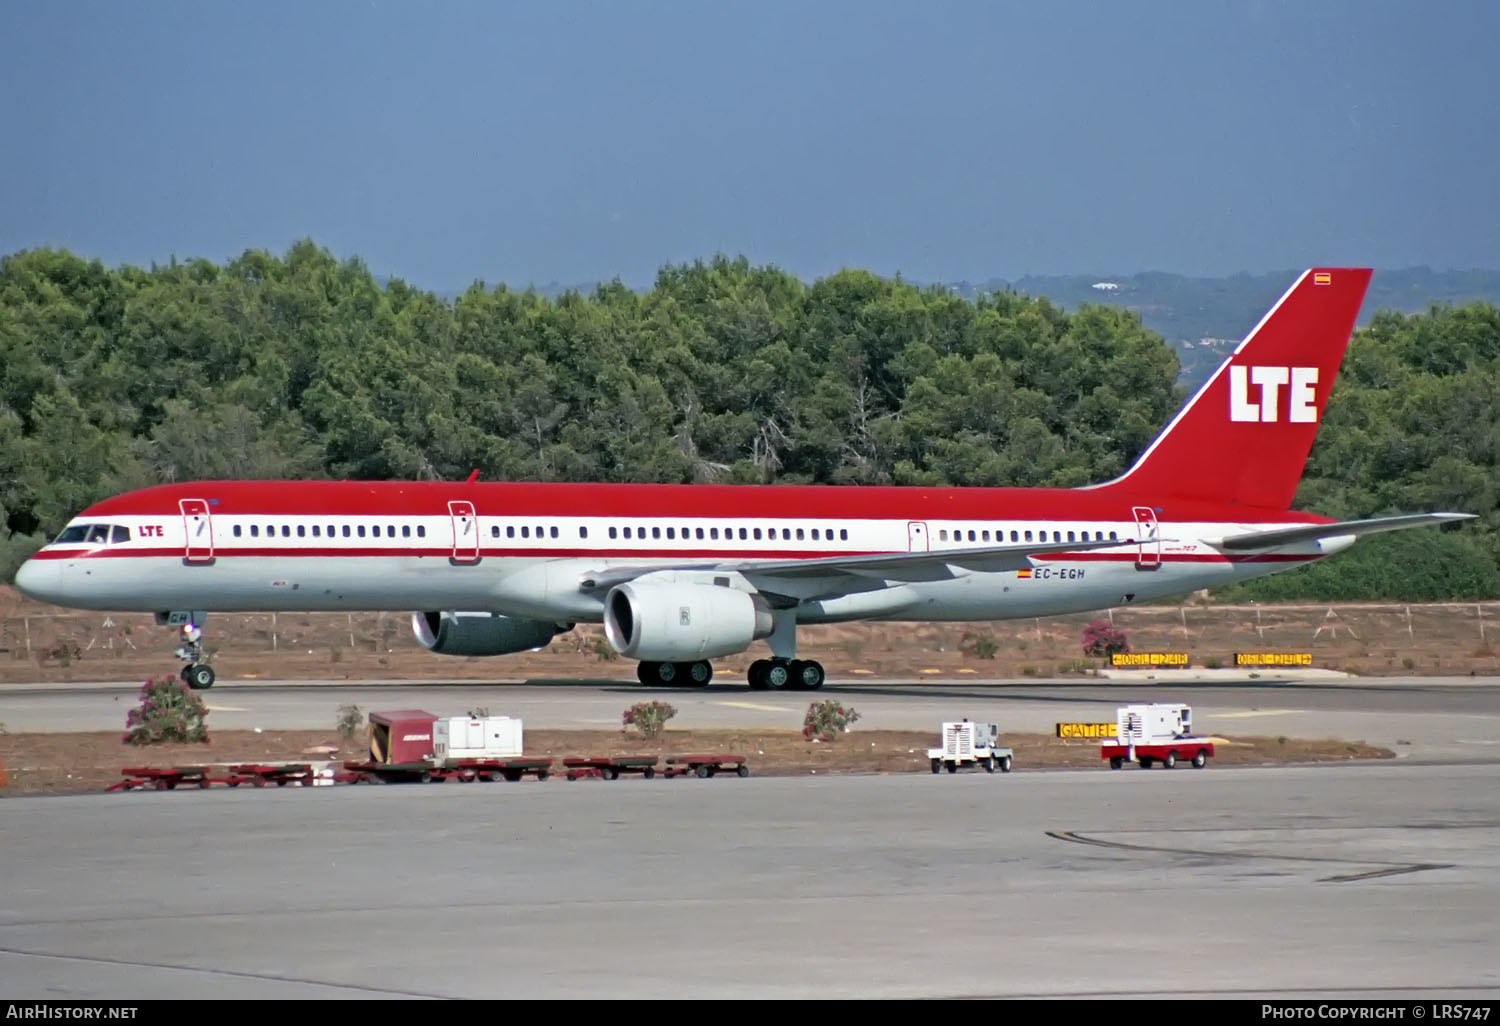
2, 241, 1495, 600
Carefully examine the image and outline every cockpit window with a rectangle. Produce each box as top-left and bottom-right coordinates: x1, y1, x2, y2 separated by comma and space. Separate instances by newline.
52, 523, 126, 545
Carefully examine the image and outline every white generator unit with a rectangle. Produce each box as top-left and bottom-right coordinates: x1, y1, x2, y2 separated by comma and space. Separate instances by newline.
1116, 703, 1191, 745
928, 720, 1012, 774
433, 716, 523, 762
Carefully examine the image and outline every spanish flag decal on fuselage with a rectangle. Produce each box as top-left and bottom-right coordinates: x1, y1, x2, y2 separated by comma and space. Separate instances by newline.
1017, 568, 1033, 578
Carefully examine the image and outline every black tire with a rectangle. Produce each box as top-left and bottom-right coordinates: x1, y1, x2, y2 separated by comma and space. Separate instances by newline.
643, 767, 655, 779
747, 659, 770, 690
1110, 756, 1124, 770
947, 761, 957, 774
186, 664, 215, 689
655, 662, 678, 684
764, 661, 790, 690
636, 662, 655, 685
999, 755, 1012, 773
695, 764, 711, 778
792, 660, 825, 691
687, 660, 713, 686
736, 764, 749, 778
1192, 749, 1208, 769
931, 759, 942, 774
417, 770, 431, 783
984, 756, 995, 773
1164, 751, 1177, 769
1139, 757, 1153, 769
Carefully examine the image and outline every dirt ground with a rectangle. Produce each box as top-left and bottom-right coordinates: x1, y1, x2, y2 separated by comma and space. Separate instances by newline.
3, 588, 1498, 685
0, 727, 1393, 797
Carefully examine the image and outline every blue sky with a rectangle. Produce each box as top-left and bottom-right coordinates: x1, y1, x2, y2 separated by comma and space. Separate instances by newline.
3, 0, 1497, 291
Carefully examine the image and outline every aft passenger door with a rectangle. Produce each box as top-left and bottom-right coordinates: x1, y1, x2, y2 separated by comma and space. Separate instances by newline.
907, 522, 929, 552
180, 498, 214, 565
1132, 507, 1161, 570
449, 500, 480, 565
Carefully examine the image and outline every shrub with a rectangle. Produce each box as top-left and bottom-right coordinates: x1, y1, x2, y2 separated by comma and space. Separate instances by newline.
337, 703, 363, 741
623, 700, 677, 739
591, 635, 618, 661
802, 700, 861, 741
959, 630, 999, 659
1081, 619, 1129, 657
123, 674, 209, 745
1203, 657, 1223, 669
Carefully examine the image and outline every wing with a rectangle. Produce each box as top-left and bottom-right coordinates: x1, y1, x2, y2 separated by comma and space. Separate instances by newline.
578, 536, 1141, 598
1208, 512, 1475, 551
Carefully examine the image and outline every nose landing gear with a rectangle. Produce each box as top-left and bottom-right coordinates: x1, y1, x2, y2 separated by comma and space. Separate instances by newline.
169, 618, 215, 689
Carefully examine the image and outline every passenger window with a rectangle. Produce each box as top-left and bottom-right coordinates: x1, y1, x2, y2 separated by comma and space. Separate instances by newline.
507, 525, 515, 538
1109, 531, 1117, 541
623, 527, 632, 539
251, 525, 260, 538
580, 527, 588, 539
710, 528, 719, 540
1024, 530, 1032, 542
796, 528, 804, 541
1010, 530, 1019, 542
343, 525, 351, 538
1067, 531, 1075, 542
387, 525, 395, 537
1053, 531, 1061, 542
811, 528, 820, 540
280, 525, 289, 538
521, 526, 530, 538
609, 527, 618, 539
939, 530, 948, 541
550, 526, 558, 539
312, 525, 321, 538
357, 525, 366, 538
968, 530, 976, 542
840, 529, 848, 541
491, 526, 499, 538
652, 526, 660, 540
753, 528, 762, 540
696, 527, 704, 540
404, 525, 412, 538
233, 525, 243, 538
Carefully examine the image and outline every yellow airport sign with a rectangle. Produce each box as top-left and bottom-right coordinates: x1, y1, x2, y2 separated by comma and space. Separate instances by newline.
1056, 722, 1117, 739
1235, 652, 1313, 666
1109, 652, 1189, 668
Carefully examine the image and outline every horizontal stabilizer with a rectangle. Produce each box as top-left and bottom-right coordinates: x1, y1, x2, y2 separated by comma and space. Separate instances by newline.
1212, 513, 1475, 551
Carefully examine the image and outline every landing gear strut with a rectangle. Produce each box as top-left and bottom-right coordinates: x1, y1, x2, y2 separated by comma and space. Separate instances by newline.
172, 620, 215, 690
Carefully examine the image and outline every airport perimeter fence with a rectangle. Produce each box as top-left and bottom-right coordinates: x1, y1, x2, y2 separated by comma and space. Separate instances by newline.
3, 601, 1499, 680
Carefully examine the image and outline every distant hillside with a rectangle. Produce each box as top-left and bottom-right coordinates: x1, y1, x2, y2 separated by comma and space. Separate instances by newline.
941, 268, 1500, 390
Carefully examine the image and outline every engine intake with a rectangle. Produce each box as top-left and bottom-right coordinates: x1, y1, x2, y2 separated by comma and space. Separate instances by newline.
412, 611, 564, 656
603, 581, 773, 662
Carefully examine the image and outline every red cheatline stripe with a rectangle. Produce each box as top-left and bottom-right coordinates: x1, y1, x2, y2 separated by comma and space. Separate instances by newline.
25, 547, 1318, 565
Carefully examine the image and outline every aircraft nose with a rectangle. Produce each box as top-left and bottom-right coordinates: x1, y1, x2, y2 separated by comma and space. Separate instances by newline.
12, 558, 61, 604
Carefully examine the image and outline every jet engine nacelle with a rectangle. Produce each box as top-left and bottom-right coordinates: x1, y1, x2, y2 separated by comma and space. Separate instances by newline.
603, 580, 774, 662
411, 610, 565, 657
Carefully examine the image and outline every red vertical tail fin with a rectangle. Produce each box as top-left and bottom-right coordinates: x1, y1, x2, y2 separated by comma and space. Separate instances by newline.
1091, 267, 1373, 510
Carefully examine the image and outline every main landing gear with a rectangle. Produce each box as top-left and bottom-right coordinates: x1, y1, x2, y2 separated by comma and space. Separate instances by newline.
637, 660, 714, 687
747, 658, 825, 691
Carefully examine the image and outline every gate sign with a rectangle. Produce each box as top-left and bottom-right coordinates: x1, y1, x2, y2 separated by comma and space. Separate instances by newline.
1056, 722, 1117, 739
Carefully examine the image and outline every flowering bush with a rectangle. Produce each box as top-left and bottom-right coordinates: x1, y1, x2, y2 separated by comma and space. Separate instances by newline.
623, 700, 677, 739
1081, 619, 1129, 657
124, 674, 210, 745
803, 700, 861, 742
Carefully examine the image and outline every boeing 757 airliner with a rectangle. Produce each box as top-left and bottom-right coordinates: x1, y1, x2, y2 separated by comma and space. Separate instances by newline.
12, 268, 1474, 690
